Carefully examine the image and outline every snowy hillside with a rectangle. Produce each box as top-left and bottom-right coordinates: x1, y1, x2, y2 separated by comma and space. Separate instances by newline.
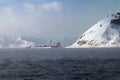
0, 36, 34, 48
69, 13, 120, 48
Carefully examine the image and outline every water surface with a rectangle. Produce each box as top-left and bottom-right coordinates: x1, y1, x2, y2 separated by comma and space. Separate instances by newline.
0, 48, 119, 80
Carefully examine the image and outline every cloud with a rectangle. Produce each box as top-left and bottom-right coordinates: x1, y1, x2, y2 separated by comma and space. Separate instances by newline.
41, 1, 62, 12
23, 1, 62, 12
0, 1, 85, 39
0, 1, 65, 38
23, 3, 35, 11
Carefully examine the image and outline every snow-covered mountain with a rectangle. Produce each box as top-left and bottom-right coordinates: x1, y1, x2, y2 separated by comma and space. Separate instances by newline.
0, 36, 34, 48
69, 13, 120, 48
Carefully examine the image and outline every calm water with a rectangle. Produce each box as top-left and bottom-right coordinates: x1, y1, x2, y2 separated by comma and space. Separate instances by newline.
0, 48, 119, 80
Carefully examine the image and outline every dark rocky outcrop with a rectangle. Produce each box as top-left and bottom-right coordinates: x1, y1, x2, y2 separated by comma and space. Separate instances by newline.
111, 18, 120, 25
77, 40, 87, 45
110, 13, 120, 25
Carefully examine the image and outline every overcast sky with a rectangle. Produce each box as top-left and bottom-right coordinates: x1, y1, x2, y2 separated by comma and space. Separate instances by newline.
0, 0, 120, 39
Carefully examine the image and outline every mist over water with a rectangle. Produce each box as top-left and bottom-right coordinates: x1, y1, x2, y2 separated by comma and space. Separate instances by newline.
0, 48, 119, 60
0, 48, 119, 80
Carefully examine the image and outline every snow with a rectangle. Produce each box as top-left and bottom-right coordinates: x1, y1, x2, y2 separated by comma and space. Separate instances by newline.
0, 36, 34, 48
68, 13, 120, 48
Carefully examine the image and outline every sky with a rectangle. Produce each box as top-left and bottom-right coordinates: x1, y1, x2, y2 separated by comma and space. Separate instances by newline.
0, 0, 120, 39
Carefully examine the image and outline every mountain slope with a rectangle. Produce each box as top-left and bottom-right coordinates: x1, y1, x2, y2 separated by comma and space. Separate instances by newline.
69, 13, 120, 48
0, 36, 34, 48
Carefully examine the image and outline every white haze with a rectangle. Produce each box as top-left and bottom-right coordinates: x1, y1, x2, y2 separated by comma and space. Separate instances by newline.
0, 1, 78, 38
0, 0, 119, 40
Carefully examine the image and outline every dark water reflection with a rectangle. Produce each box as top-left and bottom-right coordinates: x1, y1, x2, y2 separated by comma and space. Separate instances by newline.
0, 48, 119, 80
